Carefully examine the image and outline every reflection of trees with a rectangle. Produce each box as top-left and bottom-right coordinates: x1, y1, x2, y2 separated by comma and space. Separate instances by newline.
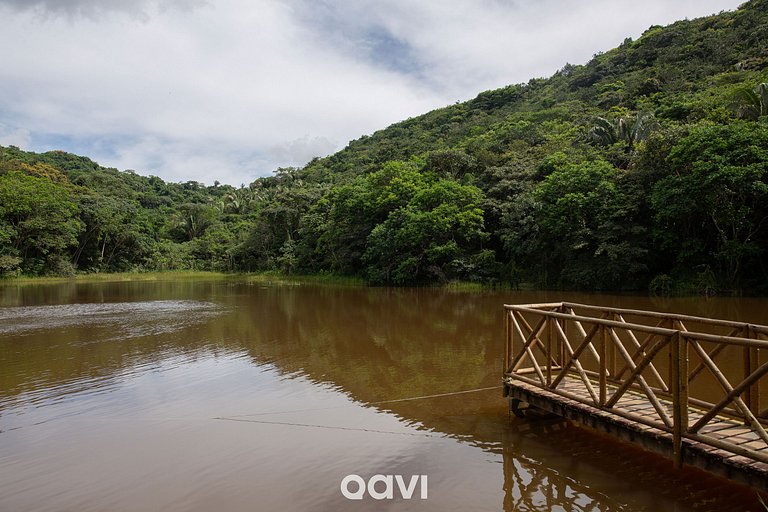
228, 285, 503, 404
0, 282, 505, 410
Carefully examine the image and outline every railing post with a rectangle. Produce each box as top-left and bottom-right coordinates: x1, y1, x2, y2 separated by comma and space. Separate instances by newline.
504, 308, 511, 377
599, 325, 607, 407
608, 313, 616, 381
546, 315, 552, 387
744, 325, 760, 421
750, 343, 760, 416
560, 309, 566, 370
559, 305, 568, 370
671, 331, 688, 468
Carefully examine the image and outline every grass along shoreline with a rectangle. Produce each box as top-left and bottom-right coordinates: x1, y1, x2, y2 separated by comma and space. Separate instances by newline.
1, 270, 747, 297
0, 270, 506, 291
0, 270, 365, 287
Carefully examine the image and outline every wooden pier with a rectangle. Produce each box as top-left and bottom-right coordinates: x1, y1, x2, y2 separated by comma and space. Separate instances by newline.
502, 302, 768, 491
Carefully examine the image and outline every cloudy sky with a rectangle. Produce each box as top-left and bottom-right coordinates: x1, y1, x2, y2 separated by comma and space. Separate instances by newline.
0, 0, 744, 185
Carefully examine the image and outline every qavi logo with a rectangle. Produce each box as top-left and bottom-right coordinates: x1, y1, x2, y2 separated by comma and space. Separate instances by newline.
340, 474, 428, 500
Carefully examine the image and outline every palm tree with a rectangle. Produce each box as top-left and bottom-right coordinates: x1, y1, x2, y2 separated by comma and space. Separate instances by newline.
223, 192, 243, 214
220, 186, 266, 215
588, 112, 659, 148
735, 82, 768, 120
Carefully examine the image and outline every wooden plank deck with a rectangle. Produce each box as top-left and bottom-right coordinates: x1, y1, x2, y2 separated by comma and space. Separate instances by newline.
504, 373, 768, 492
502, 302, 768, 492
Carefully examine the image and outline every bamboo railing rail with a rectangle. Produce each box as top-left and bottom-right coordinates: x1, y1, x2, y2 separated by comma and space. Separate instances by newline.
503, 302, 768, 468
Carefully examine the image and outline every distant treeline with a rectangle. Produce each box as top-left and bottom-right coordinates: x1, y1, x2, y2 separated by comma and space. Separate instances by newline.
2, 0, 768, 293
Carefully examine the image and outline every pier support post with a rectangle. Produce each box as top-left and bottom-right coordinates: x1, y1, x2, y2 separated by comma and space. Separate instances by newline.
671, 332, 688, 468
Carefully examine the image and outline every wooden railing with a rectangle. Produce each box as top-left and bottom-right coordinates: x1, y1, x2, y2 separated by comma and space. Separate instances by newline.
503, 302, 768, 467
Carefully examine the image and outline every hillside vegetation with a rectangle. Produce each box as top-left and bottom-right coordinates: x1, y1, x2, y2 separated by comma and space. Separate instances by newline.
2, 0, 768, 293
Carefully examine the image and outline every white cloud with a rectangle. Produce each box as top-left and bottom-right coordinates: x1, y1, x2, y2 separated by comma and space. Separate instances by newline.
0, 0, 206, 20
0, 0, 745, 184
294, 0, 744, 95
109, 136, 263, 186
0, 123, 31, 148
268, 136, 339, 169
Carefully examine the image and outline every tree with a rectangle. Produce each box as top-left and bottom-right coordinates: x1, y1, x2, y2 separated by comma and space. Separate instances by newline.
0, 171, 82, 274
73, 195, 145, 270
533, 159, 646, 288
236, 168, 325, 271
425, 150, 477, 179
173, 203, 217, 241
734, 82, 768, 120
651, 122, 768, 290
313, 161, 426, 274
363, 177, 488, 285
588, 112, 659, 148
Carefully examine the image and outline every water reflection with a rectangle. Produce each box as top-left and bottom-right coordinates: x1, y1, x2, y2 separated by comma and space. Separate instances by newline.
0, 300, 221, 337
0, 279, 765, 511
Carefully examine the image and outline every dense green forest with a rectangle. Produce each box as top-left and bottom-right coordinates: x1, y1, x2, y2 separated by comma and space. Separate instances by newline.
2, 0, 768, 292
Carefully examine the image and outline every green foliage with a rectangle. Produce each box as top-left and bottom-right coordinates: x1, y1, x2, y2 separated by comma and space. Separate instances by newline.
588, 112, 659, 148
0, 255, 22, 277
531, 159, 647, 288
172, 203, 218, 241
733, 82, 768, 120
0, 170, 81, 274
73, 194, 146, 271
651, 122, 768, 289
362, 175, 488, 285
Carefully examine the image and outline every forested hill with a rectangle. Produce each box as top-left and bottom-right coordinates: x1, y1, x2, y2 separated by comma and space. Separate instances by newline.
2, 0, 768, 293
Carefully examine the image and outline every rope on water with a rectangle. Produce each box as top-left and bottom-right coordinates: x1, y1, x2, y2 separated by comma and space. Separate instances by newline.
213, 386, 502, 437
220, 385, 502, 419
212, 417, 441, 437
372, 385, 501, 405
1, 386, 502, 436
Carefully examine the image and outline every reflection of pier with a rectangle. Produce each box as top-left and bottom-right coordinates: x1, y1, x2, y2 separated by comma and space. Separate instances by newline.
502, 419, 624, 512
504, 419, 648, 512
500, 417, 761, 512
503, 302, 768, 491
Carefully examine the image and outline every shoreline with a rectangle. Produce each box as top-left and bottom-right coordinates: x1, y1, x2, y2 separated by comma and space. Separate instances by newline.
0, 270, 365, 287
2, 270, 759, 297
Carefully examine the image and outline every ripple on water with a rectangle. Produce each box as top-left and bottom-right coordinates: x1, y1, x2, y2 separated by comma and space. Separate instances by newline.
0, 300, 223, 339
0, 300, 228, 417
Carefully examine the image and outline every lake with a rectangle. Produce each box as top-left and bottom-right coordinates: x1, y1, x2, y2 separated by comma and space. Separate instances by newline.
0, 278, 764, 511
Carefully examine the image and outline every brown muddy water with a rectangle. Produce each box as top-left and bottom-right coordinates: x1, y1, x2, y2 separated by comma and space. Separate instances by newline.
0, 278, 765, 511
